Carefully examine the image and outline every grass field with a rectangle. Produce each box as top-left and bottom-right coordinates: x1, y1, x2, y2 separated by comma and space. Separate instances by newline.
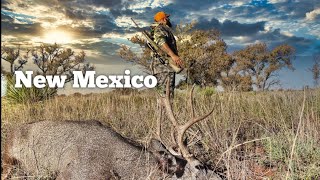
1, 88, 320, 179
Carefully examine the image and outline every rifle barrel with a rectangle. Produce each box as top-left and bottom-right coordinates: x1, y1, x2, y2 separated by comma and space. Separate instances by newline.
131, 18, 140, 29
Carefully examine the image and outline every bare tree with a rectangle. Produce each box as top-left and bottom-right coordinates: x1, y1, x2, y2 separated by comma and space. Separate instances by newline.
31, 43, 94, 83
1, 45, 28, 76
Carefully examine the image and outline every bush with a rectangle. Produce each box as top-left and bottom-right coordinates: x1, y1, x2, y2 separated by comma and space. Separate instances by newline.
5, 75, 57, 104
198, 86, 216, 97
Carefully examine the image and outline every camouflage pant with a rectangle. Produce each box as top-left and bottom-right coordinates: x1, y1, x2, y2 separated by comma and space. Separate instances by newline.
151, 58, 176, 98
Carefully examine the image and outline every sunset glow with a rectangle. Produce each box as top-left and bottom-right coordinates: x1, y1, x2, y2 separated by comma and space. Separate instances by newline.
42, 30, 73, 44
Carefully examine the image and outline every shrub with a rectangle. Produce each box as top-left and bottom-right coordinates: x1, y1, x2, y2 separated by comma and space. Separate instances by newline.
5, 75, 57, 104
198, 86, 216, 97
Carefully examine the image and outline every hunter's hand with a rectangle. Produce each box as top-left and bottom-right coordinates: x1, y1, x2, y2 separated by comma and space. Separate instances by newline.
172, 55, 184, 68
160, 43, 184, 68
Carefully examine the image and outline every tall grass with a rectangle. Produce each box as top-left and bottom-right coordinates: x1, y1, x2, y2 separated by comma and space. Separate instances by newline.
1, 89, 320, 179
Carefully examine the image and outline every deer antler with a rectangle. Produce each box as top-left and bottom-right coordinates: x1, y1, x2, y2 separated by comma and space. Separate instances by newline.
189, 84, 196, 119
159, 79, 214, 161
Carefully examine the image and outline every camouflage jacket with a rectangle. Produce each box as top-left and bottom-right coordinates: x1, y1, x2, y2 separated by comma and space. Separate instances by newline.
152, 23, 178, 56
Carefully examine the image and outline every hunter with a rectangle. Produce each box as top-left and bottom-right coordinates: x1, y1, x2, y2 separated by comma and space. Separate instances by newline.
151, 11, 184, 98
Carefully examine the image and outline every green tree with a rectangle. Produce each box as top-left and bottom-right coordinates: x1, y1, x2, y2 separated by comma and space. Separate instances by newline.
230, 43, 295, 91
220, 73, 253, 91
176, 29, 233, 87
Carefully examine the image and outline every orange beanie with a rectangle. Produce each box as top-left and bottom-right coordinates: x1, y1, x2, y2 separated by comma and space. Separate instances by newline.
154, 11, 170, 22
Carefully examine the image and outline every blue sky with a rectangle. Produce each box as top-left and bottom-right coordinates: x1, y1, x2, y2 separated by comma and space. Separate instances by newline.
1, 0, 319, 90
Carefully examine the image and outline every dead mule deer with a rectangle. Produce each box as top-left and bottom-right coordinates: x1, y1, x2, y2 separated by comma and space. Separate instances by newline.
2, 83, 221, 180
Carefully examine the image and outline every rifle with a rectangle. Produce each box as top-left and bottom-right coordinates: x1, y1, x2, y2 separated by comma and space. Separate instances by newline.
130, 18, 182, 73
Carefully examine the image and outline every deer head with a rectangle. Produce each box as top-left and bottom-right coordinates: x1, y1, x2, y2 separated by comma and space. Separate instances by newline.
154, 80, 219, 179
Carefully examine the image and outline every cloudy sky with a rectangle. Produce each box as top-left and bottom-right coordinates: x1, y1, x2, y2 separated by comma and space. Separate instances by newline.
1, 0, 320, 91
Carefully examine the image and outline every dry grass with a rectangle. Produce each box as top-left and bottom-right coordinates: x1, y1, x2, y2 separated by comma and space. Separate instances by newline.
1, 88, 320, 179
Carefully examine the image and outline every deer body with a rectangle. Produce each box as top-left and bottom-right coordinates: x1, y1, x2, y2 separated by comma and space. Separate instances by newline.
3, 120, 221, 180
3, 120, 162, 179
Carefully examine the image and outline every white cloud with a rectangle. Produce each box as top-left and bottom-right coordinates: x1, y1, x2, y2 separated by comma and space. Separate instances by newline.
150, 0, 171, 8
102, 32, 136, 40
12, 18, 29, 24
229, 0, 251, 6
115, 16, 134, 27
3, 0, 95, 29
306, 8, 320, 21
233, 36, 250, 42
127, 0, 171, 13
268, 0, 287, 4
1, 35, 18, 42
282, 31, 294, 37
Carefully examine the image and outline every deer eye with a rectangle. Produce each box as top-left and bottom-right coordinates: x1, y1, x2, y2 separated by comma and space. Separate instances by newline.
195, 164, 204, 170
159, 151, 165, 154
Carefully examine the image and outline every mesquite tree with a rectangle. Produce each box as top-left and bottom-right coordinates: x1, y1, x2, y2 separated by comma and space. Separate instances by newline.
229, 43, 295, 91
310, 54, 320, 87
